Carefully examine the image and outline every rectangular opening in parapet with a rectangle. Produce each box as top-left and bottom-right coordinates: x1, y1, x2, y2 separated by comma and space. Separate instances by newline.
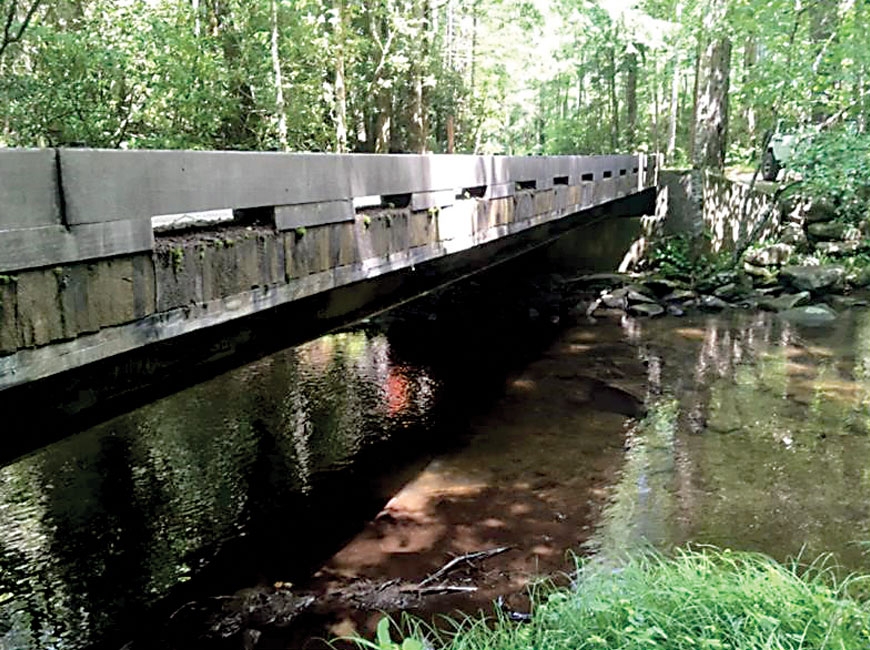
353, 195, 382, 211
380, 193, 412, 209
619, 169, 628, 176
632, 167, 639, 174
516, 180, 537, 191
603, 171, 613, 179
553, 176, 569, 185
581, 173, 594, 182
151, 206, 271, 235
460, 185, 487, 199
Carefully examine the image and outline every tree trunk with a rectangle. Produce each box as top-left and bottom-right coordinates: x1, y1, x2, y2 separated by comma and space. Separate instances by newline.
625, 48, 638, 149
333, 0, 348, 152
859, 0, 868, 132
374, 90, 392, 153
608, 45, 620, 150
809, 1, 838, 122
666, 2, 682, 162
270, 0, 288, 150
408, 0, 430, 153
688, 32, 703, 164
692, 0, 731, 170
653, 54, 660, 157
0, 0, 43, 61
214, 4, 257, 147
192, 0, 201, 36
667, 53, 680, 162
742, 35, 757, 146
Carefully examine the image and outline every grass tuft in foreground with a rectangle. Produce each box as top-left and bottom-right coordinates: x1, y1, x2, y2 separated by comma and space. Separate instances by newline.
359, 547, 870, 650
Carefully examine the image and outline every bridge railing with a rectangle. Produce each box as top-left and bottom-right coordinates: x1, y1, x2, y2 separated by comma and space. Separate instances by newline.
0, 150, 657, 274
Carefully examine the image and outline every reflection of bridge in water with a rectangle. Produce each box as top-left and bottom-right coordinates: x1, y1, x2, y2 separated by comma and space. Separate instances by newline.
0, 150, 657, 431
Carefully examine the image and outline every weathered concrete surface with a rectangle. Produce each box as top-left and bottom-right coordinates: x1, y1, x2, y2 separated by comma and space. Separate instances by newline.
655, 170, 780, 255
0, 149, 60, 229
0, 279, 18, 354
0, 150, 658, 393
0, 190, 657, 448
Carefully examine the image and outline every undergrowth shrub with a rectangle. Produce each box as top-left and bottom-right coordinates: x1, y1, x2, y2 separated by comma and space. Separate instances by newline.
791, 128, 870, 223
361, 547, 870, 650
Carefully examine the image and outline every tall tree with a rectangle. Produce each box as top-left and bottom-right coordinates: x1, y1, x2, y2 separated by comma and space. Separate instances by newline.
692, 0, 730, 169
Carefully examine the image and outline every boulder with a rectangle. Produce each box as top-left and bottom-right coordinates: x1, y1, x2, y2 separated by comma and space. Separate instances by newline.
642, 277, 683, 297
662, 289, 696, 303
666, 304, 685, 317
849, 267, 870, 288
758, 291, 811, 312
698, 295, 729, 311
807, 221, 860, 241
627, 290, 658, 304
628, 303, 665, 317
600, 287, 629, 309
744, 243, 794, 267
804, 197, 838, 223
624, 283, 656, 297
779, 223, 808, 248
743, 263, 779, 286
814, 241, 865, 256
828, 295, 868, 309
778, 195, 805, 222
778, 304, 838, 326
779, 265, 845, 293
713, 283, 745, 300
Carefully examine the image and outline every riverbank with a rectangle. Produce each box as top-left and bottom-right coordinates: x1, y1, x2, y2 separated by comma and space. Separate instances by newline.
373, 546, 870, 650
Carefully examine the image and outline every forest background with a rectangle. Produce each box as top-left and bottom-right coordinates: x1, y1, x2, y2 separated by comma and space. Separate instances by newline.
0, 0, 868, 170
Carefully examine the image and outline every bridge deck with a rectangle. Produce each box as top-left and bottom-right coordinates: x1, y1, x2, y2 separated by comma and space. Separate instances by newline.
0, 150, 658, 392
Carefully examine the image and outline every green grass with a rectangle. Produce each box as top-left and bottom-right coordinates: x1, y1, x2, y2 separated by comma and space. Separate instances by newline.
363, 548, 870, 650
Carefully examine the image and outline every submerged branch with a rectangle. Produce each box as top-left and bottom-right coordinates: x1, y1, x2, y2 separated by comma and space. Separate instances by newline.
417, 546, 511, 587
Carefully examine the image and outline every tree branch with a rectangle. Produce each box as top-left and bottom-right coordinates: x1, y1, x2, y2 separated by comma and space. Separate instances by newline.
0, 0, 42, 60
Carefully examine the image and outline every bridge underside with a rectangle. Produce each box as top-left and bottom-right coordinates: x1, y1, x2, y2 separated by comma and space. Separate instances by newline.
0, 186, 653, 453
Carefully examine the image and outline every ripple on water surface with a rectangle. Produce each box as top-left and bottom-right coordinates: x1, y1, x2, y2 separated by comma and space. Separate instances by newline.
6, 307, 870, 648
0, 331, 437, 649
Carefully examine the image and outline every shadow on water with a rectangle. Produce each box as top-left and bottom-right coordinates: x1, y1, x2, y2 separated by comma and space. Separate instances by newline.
0, 258, 581, 650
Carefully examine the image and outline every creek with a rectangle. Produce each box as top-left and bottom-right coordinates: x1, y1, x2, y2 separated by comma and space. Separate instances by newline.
3, 259, 870, 650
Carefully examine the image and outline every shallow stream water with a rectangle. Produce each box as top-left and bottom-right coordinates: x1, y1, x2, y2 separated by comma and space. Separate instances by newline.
4, 268, 870, 649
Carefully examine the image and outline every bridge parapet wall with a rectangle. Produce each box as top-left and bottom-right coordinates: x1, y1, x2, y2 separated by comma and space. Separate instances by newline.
0, 150, 658, 389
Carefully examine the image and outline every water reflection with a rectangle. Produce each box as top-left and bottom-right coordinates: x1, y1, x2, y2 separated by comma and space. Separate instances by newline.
0, 332, 435, 650
591, 309, 870, 571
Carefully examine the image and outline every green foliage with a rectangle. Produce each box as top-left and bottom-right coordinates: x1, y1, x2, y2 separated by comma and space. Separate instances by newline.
395, 548, 870, 650
648, 235, 696, 277
648, 234, 733, 283
791, 128, 870, 222
352, 617, 425, 650
0, 0, 868, 161
170, 247, 184, 274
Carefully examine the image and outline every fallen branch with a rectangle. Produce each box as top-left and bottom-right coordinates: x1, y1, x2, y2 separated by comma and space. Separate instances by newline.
417, 546, 511, 588
415, 585, 478, 595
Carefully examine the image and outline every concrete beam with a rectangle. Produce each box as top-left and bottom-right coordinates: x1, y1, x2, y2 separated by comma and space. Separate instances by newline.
0, 221, 153, 273
0, 149, 61, 229
274, 200, 354, 231
57, 150, 642, 224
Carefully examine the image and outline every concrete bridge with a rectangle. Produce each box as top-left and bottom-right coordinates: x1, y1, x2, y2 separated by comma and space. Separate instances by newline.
0, 149, 657, 431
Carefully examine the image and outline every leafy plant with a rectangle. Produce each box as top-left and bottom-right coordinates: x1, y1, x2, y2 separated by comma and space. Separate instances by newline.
352, 617, 425, 650
648, 234, 733, 284
790, 128, 870, 223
